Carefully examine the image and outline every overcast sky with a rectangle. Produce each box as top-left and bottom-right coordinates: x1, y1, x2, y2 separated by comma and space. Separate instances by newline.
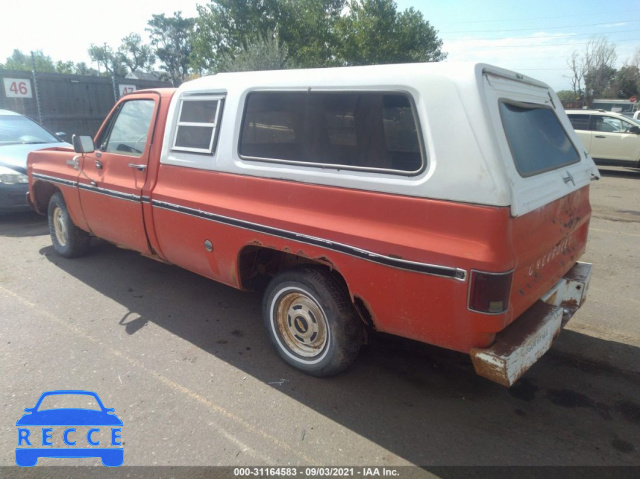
1, 0, 639, 91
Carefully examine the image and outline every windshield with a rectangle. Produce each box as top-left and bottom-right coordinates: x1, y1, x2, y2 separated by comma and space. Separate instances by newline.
0, 115, 61, 145
37, 393, 101, 411
500, 102, 580, 177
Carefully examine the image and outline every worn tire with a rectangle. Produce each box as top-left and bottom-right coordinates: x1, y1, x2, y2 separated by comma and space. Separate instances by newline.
48, 192, 90, 258
262, 266, 363, 377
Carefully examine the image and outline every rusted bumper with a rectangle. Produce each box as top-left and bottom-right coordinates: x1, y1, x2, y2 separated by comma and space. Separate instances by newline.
470, 262, 592, 387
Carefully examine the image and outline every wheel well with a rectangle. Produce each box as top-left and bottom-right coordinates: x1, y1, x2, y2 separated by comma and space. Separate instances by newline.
32, 181, 59, 215
238, 246, 345, 291
237, 245, 374, 332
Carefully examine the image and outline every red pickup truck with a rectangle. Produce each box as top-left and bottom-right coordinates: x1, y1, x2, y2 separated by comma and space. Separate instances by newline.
27, 63, 598, 386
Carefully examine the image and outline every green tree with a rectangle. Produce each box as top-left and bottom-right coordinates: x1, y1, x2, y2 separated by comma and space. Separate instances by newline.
88, 44, 127, 76
192, 0, 446, 71
119, 33, 155, 73
217, 34, 293, 72
192, 0, 282, 71
276, 0, 344, 68
555, 89, 583, 107
74, 62, 99, 76
614, 65, 640, 99
568, 36, 617, 105
556, 90, 576, 102
147, 12, 195, 86
55, 60, 76, 74
2, 50, 56, 72
586, 65, 617, 99
335, 0, 446, 65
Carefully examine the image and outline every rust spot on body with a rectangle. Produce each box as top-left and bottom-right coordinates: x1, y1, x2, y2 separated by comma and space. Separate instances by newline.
353, 295, 377, 329
316, 256, 335, 268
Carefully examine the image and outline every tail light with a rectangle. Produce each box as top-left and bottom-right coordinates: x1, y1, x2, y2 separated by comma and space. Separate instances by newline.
469, 270, 513, 314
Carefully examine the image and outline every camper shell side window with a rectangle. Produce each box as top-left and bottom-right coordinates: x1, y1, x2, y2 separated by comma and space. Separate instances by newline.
172, 95, 224, 154
238, 90, 425, 175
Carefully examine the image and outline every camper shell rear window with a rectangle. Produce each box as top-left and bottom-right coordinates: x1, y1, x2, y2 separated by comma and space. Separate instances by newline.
239, 91, 425, 174
499, 101, 580, 177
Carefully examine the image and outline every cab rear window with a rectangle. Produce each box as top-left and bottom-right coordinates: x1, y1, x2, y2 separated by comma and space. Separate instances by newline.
500, 102, 579, 177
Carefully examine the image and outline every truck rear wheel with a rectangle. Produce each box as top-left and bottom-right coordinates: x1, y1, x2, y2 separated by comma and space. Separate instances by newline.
48, 192, 90, 258
262, 266, 363, 377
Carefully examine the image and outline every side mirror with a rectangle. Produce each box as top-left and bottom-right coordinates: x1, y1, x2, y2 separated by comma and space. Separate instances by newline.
72, 135, 95, 154
629, 126, 640, 135
23, 408, 34, 413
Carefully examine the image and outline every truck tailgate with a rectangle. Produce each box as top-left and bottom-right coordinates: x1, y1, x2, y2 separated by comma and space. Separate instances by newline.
508, 185, 591, 322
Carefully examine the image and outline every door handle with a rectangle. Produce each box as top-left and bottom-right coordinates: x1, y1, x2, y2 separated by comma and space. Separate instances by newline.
66, 157, 79, 170
128, 163, 147, 171
95, 159, 103, 169
595, 135, 606, 138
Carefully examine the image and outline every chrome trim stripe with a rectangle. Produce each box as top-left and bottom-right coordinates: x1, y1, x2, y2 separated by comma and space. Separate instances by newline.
32, 173, 77, 187
152, 199, 467, 281
32, 172, 467, 280
77, 183, 140, 203
34, 173, 140, 203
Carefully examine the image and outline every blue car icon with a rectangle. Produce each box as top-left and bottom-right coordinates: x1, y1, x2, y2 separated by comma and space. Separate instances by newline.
16, 390, 123, 467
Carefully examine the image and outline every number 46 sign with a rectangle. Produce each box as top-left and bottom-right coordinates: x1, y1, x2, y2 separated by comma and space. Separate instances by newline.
3, 78, 33, 98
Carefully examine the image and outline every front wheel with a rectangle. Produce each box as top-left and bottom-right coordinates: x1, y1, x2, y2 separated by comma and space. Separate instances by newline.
262, 266, 363, 377
48, 192, 90, 258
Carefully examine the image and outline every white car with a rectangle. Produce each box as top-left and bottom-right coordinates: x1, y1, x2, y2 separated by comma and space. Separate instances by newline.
566, 109, 640, 168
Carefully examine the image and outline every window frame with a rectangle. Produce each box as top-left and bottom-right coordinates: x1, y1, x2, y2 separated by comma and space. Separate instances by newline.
620, 118, 637, 133
499, 99, 581, 178
172, 95, 224, 154
594, 116, 624, 133
101, 99, 156, 157
237, 89, 427, 176
96, 103, 123, 152
567, 114, 591, 132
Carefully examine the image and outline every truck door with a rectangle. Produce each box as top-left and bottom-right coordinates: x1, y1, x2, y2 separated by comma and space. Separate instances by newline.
78, 94, 159, 254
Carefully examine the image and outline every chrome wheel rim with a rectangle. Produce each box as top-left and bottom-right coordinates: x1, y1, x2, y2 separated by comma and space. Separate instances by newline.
275, 291, 328, 358
53, 206, 67, 247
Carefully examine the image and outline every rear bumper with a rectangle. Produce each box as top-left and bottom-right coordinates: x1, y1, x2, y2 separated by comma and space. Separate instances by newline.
470, 262, 591, 387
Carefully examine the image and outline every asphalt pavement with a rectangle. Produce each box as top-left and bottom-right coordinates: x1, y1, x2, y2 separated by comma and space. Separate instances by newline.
0, 166, 639, 472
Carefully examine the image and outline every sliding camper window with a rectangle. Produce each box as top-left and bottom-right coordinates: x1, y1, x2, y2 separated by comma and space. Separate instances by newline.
500, 101, 580, 177
239, 91, 424, 174
172, 96, 223, 154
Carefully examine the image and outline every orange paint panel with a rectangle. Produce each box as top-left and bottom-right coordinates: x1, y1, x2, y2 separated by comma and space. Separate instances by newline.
509, 186, 591, 322
150, 165, 519, 352
152, 165, 514, 271
28, 148, 89, 231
